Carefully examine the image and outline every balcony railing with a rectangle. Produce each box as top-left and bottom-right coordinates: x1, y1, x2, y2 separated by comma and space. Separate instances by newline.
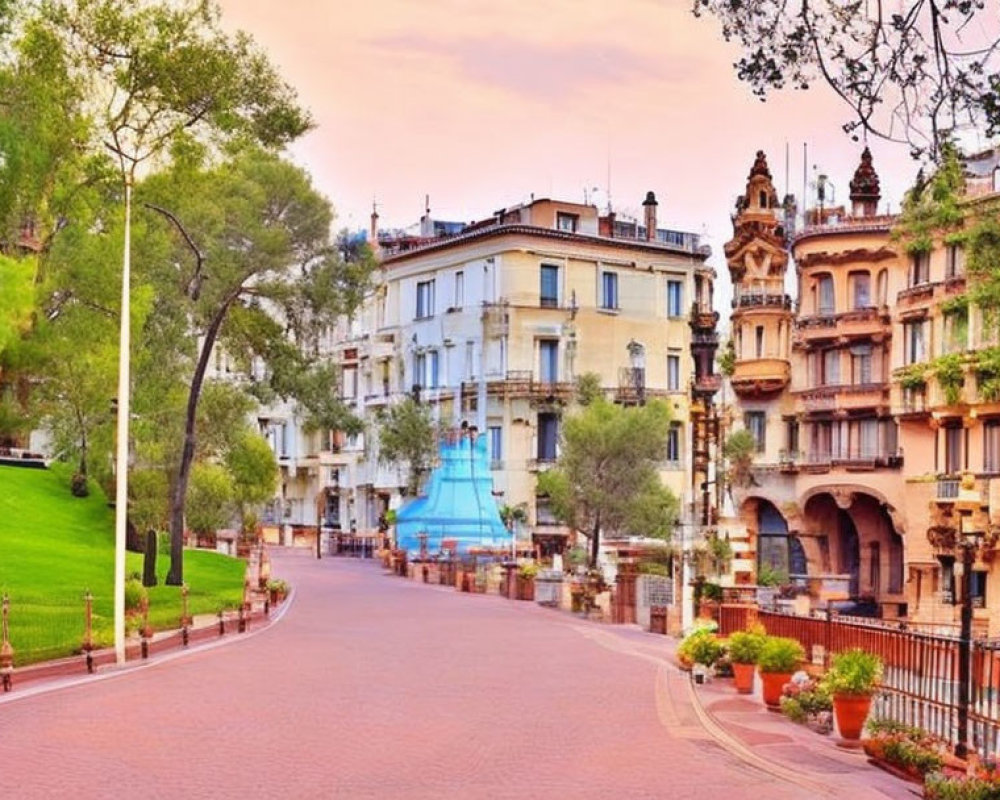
732, 292, 793, 310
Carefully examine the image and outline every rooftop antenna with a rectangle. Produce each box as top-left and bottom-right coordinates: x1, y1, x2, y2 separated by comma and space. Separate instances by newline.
606, 143, 613, 212
784, 141, 790, 200
802, 142, 808, 227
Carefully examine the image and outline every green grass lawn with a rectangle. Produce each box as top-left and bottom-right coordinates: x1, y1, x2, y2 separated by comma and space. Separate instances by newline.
0, 463, 247, 665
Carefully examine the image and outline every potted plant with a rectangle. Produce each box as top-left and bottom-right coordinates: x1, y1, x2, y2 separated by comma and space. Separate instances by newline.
757, 636, 804, 709
822, 649, 883, 743
678, 627, 724, 683
516, 562, 538, 600
728, 626, 766, 694
266, 578, 289, 604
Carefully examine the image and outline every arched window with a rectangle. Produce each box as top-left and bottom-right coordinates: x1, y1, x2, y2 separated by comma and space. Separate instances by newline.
876, 269, 888, 306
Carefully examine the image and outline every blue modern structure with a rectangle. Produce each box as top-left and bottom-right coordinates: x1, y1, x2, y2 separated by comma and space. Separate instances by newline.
395, 433, 511, 555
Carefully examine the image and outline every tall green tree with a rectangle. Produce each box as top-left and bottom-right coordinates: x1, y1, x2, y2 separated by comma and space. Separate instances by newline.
692, 0, 1000, 160
537, 398, 678, 567
375, 397, 438, 496
225, 429, 278, 533
137, 148, 371, 585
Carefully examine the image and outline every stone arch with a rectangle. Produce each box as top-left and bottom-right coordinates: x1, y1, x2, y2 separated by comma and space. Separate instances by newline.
800, 485, 906, 607
740, 495, 808, 580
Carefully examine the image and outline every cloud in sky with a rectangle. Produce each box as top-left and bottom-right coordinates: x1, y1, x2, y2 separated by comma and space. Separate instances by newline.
368, 32, 699, 103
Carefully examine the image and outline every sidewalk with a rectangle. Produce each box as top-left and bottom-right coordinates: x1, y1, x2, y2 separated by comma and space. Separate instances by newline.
687, 667, 922, 799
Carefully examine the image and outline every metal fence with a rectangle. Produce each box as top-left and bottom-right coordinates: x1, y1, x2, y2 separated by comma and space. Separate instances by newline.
718, 604, 1000, 758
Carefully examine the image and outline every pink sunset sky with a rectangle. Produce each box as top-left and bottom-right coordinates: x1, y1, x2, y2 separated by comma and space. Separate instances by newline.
217, 0, 955, 291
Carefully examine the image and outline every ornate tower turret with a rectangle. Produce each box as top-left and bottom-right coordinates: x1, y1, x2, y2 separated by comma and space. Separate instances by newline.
725, 151, 792, 397
849, 146, 881, 217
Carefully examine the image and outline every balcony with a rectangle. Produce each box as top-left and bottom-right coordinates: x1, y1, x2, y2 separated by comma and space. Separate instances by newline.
800, 449, 903, 472
794, 313, 838, 344
693, 374, 722, 395
836, 307, 889, 339
689, 303, 719, 330
615, 367, 645, 405
730, 358, 790, 397
839, 383, 889, 411
731, 292, 793, 312
896, 281, 938, 310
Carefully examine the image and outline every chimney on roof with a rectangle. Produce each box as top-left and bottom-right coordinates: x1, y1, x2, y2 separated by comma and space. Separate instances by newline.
642, 191, 658, 241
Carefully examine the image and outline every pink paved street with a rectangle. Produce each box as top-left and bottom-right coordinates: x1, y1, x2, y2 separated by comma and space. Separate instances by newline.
1, 550, 911, 799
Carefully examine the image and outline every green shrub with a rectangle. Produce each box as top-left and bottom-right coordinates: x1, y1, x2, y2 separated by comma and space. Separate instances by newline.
728, 629, 766, 664
701, 581, 723, 602
757, 564, 787, 587
681, 630, 725, 667
780, 695, 808, 723
822, 649, 883, 695
925, 774, 1000, 800
638, 561, 671, 577
124, 578, 148, 613
518, 562, 539, 579
757, 636, 804, 673
882, 737, 944, 777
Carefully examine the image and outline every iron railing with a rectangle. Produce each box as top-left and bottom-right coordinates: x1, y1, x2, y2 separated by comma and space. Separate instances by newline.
718, 605, 1000, 758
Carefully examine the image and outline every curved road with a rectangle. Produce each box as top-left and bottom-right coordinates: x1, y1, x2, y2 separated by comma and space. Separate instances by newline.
2, 550, 892, 798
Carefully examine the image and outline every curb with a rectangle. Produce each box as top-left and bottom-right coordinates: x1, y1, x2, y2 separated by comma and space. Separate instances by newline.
0, 589, 294, 707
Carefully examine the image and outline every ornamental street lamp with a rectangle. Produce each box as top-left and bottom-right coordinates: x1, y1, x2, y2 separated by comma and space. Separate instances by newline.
948, 474, 987, 759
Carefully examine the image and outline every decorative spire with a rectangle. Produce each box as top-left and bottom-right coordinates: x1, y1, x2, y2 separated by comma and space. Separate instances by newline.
849, 147, 881, 205
749, 150, 772, 180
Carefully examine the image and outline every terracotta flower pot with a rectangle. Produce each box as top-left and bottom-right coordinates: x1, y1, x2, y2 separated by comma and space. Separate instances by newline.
760, 670, 793, 708
833, 692, 872, 741
732, 662, 756, 694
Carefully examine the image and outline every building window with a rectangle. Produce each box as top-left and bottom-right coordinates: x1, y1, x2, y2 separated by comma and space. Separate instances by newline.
667, 355, 680, 391
666, 280, 683, 317
785, 420, 799, 456
876, 269, 888, 305
540, 264, 559, 308
416, 279, 435, 319
413, 353, 425, 388
755, 326, 764, 358
601, 271, 618, 310
946, 244, 965, 279
850, 271, 871, 309
850, 343, 872, 384
537, 413, 559, 461
904, 320, 927, 364
666, 423, 681, 465
944, 306, 968, 354
910, 252, 930, 286
454, 271, 464, 309
817, 274, 835, 315
489, 425, 502, 462
986, 421, 1000, 472
822, 348, 840, 384
428, 351, 439, 388
412, 352, 439, 389
869, 542, 881, 594
944, 424, 962, 474
970, 571, 988, 609
556, 212, 578, 232
858, 418, 878, 458
744, 411, 766, 453
538, 339, 559, 383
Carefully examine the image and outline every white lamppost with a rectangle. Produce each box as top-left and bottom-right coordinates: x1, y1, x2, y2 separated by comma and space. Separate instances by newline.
112, 176, 133, 665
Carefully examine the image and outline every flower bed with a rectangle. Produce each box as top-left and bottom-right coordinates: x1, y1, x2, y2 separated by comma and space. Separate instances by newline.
925, 761, 1000, 799
862, 720, 949, 785
779, 675, 833, 734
